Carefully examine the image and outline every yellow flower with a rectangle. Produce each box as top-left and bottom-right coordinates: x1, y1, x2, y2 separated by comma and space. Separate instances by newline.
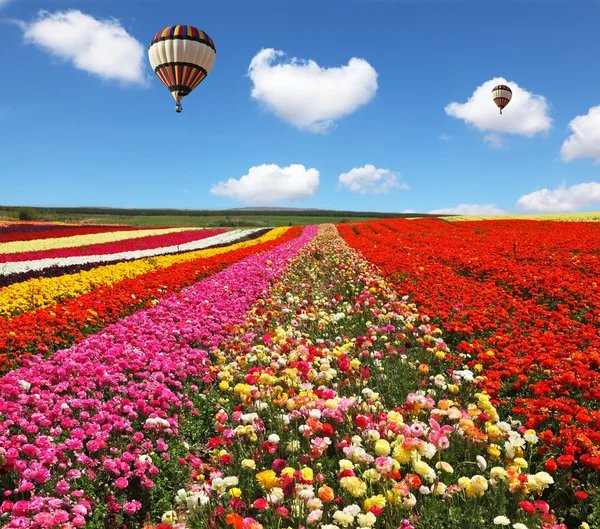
490, 467, 508, 480
513, 457, 528, 469
281, 467, 296, 478
364, 495, 386, 511
339, 459, 354, 471
219, 381, 229, 391
487, 445, 501, 459
340, 476, 367, 497
230, 487, 242, 498
374, 439, 391, 456
241, 459, 256, 470
256, 470, 277, 490
413, 460, 431, 477
470, 475, 488, 493
300, 467, 314, 482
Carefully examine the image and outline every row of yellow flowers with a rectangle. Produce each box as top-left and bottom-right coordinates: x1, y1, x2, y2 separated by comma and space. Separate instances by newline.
0, 228, 289, 318
0, 226, 200, 255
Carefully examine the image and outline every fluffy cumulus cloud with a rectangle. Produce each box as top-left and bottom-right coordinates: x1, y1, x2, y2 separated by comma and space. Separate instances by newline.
429, 204, 506, 216
516, 182, 600, 212
210, 164, 319, 205
560, 106, 600, 163
18, 10, 147, 85
445, 77, 552, 144
248, 48, 378, 133
338, 164, 408, 195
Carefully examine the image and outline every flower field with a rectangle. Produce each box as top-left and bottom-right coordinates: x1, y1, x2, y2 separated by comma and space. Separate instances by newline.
0, 219, 597, 529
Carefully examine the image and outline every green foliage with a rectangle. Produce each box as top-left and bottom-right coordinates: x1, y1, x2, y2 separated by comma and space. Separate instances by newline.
18, 208, 39, 221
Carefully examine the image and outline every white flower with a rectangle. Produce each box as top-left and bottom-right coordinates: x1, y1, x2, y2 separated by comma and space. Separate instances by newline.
268, 434, 281, 444
494, 516, 510, 525
477, 455, 487, 471
307, 509, 323, 525
513, 524, 529, 529
18, 380, 31, 391
187, 491, 210, 511
223, 476, 239, 488
356, 512, 376, 526
332, 510, 354, 527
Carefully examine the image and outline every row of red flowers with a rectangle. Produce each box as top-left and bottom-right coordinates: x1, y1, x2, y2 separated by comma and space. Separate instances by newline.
338, 218, 600, 479
0, 224, 141, 243
0, 228, 226, 263
0, 227, 301, 373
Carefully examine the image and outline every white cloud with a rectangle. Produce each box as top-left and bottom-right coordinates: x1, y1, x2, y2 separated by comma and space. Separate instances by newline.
248, 48, 378, 133
210, 164, 320, 205
0, 0, 14, 8
445, 77, 552, 145
516, 182, 600, 212
440, 133, 453, 141
19, 10, 147, 86
560, 106, 600, 163
338, 164, 408, 195
483, 133, 505, 149
429, 204, 506, 216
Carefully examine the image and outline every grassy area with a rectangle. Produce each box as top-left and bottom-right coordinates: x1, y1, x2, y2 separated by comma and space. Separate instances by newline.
0, 205, 440, 228
442, 212, 600, 222
0, 212, 380, 228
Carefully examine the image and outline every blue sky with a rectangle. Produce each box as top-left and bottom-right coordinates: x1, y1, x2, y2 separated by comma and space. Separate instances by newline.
1, 0, 600, 214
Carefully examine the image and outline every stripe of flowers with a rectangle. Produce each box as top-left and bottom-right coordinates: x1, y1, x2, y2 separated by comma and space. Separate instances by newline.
0, 229, 281, 321
0, 228, 302, 372
0, 227, 197, 255
0, 226, 317, 527
0, 224, 144, 243
0, 229, 270, 288
0, 228, 228, 264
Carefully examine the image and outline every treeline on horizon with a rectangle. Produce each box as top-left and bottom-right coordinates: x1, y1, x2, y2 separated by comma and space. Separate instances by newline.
0, 205, 443, 219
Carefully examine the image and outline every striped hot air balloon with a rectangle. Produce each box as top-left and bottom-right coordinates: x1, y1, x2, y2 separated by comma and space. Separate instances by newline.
148, 25, 216, 113
492, 84, 512, 115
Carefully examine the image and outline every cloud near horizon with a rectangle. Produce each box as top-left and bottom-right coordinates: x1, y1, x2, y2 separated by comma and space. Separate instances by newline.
248, 48, 378, 133
429, 204, 506, 215
445, 77, 552, 147
516, 182, 600, 212
560, 106, 600, 163
210, 164, 320, 205
18, 10, 147, 86
338, 164, 408, 195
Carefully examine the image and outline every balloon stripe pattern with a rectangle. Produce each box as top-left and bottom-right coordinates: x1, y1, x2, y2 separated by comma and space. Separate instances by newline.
148, 25, 216, 107
492, 84, 512, 114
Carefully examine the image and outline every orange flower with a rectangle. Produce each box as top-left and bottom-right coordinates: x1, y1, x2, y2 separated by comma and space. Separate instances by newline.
225, 513, 244, 529
318, 485, 335, 502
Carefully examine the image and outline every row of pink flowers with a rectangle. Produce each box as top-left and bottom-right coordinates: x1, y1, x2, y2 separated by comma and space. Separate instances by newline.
0, 226, 317, 528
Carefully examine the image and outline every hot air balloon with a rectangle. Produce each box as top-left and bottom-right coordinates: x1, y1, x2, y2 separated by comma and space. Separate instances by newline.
148, 25, 216, 113
492, 84, 512, 115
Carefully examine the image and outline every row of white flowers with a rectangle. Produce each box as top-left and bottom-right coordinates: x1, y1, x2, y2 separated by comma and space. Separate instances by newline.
0, 228, 266, 276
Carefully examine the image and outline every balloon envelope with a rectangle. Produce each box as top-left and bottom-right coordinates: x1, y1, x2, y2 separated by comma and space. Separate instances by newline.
492, 84, 512, 114
148, 25, 216, 105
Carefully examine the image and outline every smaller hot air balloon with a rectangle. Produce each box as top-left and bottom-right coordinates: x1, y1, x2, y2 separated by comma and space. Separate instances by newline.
492, 84, 512, 115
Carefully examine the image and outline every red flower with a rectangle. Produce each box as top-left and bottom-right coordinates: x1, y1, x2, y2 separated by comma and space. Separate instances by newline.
519, 501, 536, 515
